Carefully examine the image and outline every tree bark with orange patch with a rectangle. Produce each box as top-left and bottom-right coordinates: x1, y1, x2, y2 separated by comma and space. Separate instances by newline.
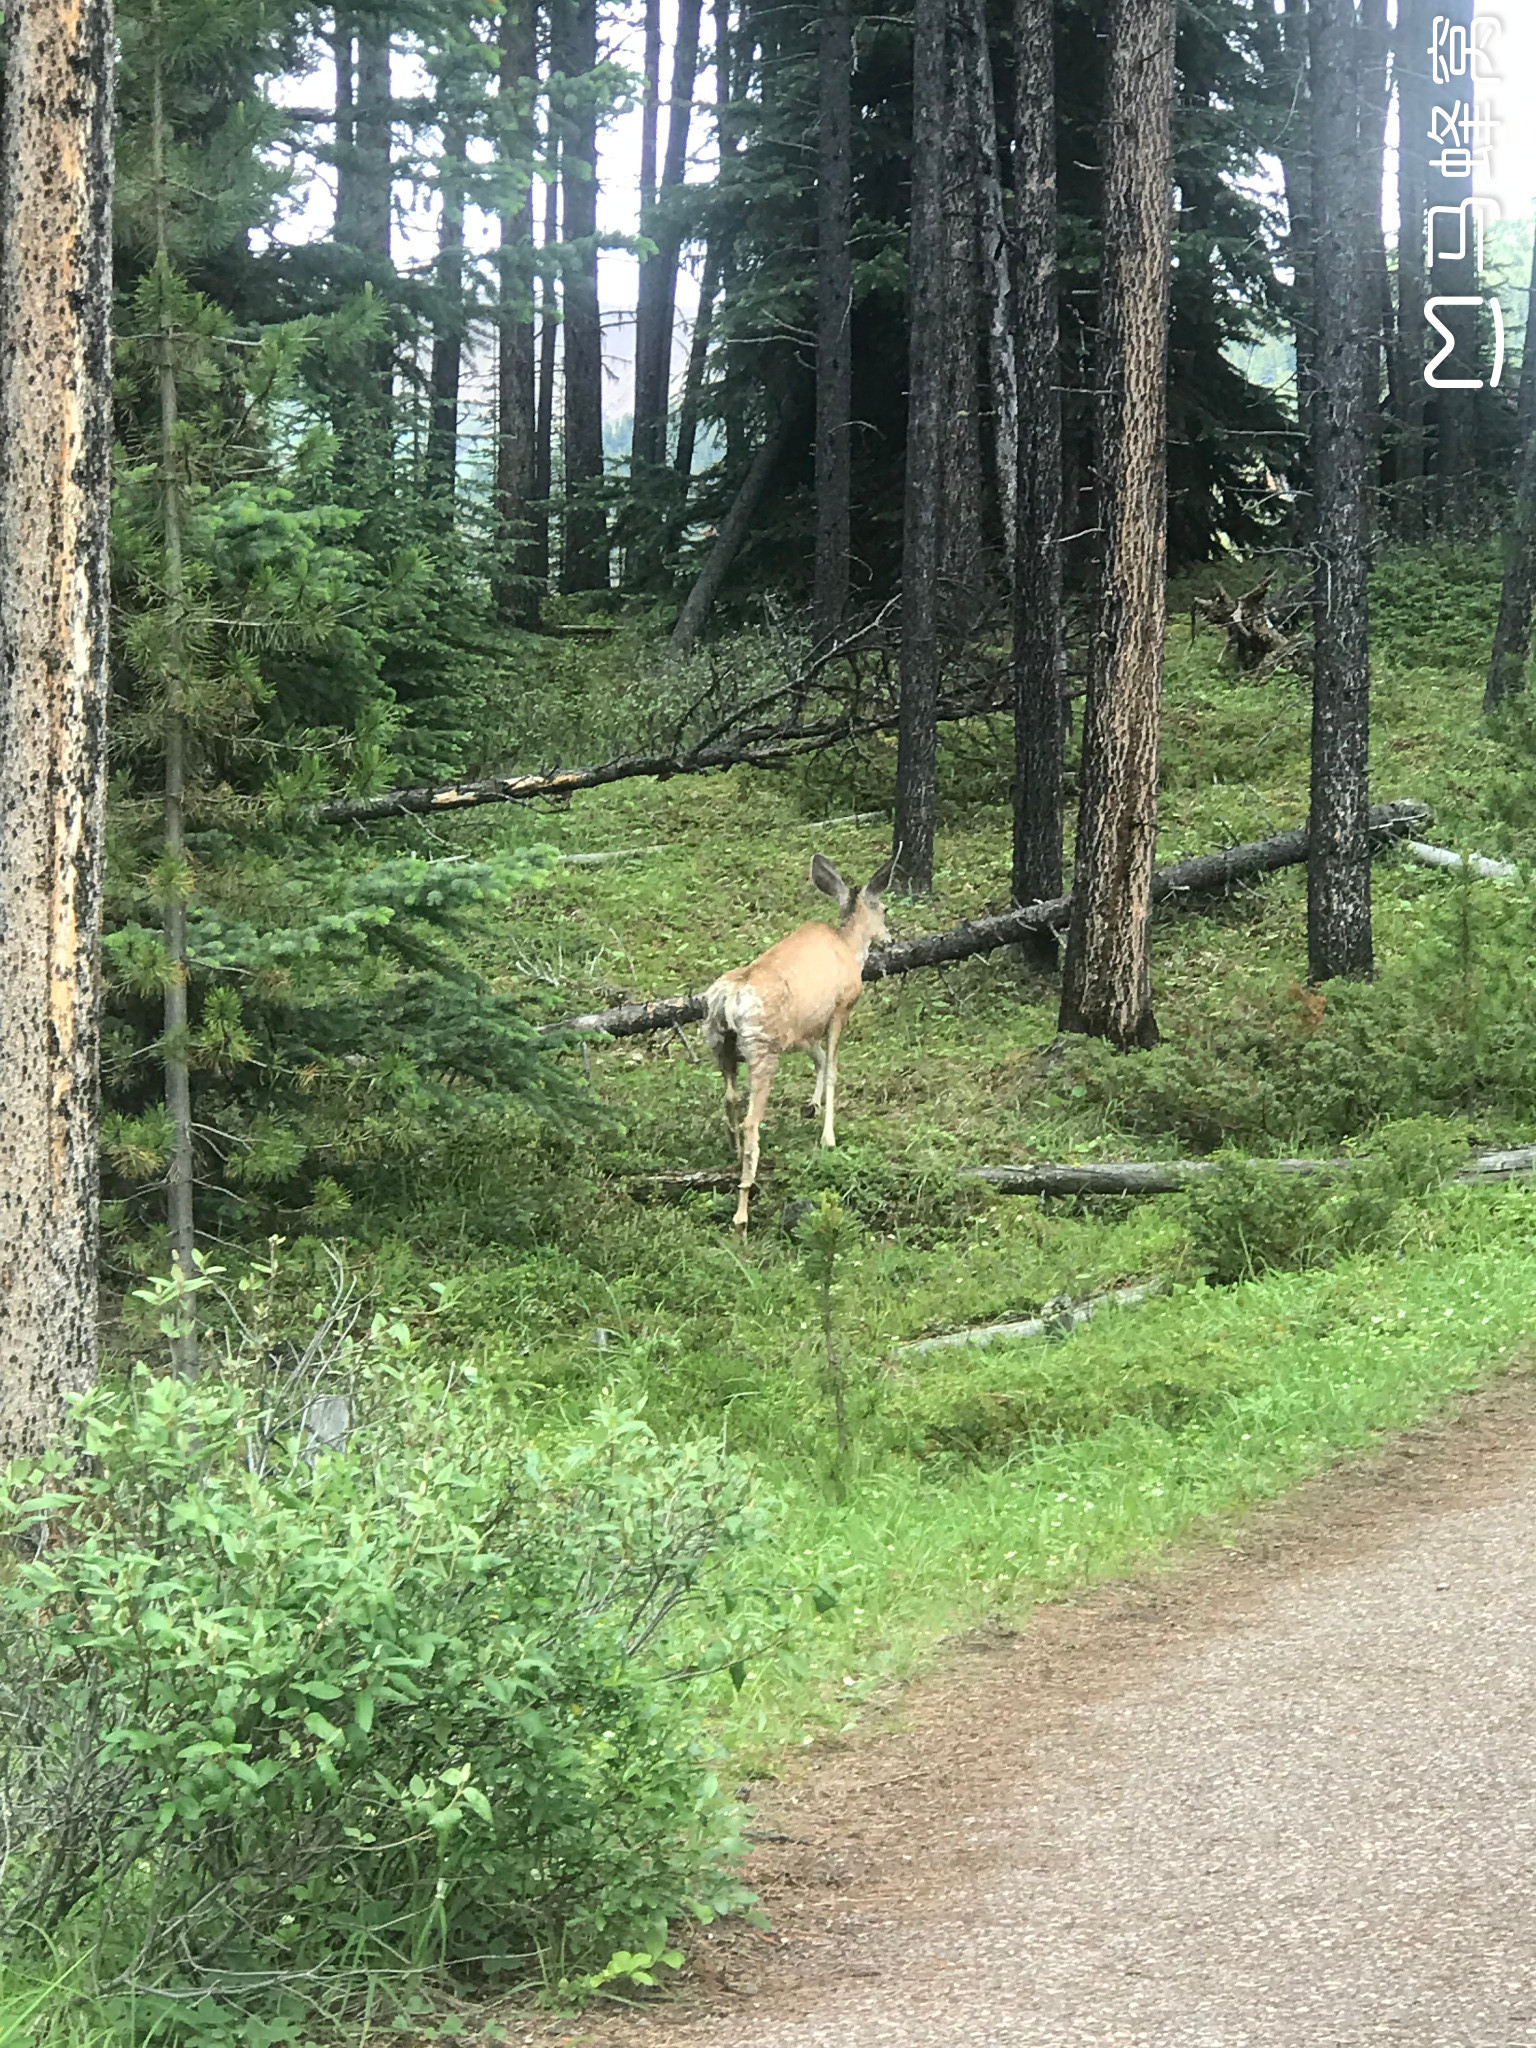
0, 0, 115, 1456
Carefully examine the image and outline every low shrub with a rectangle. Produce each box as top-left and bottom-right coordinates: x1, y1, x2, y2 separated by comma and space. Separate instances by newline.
0, 1304, 773, 2035
1181, 1116, 1466, 1284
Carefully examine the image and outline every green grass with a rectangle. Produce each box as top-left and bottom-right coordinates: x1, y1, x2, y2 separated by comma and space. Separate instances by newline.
53, 540, 1536, 2041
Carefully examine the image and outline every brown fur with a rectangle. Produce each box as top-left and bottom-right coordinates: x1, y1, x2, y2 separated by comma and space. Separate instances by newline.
703, 856, 895, 1229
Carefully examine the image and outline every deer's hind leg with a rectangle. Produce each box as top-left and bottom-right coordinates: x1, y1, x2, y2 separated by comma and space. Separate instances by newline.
733, 1048, 780, 1231
806, 1041, 828, 1118
820, 1014, 846, 1149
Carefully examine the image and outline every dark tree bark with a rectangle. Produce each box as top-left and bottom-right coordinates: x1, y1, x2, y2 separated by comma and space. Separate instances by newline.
633, 0, 704, 472
353, 11, 392, 263
958, 0, 1015, 561
534, 120, 560, 589
1276, 0, 1315, 542
549, 803, 1429, 1042
893, 0, 948, 894
813, 0, 854, 636
1010, 0, 1064, 960
495, 0, 539, 626
0, 0, 115, 1456
426, 117, 467, 505
1486, 235, 1536, 712
937, 48, 985, 631
558, 0, 608, 592
1306, 0, 1373, 983
669, 406, 795, 656
1058, 0, 1176, 1049
1394, 0, 1430, 536
639, 0, 661, 219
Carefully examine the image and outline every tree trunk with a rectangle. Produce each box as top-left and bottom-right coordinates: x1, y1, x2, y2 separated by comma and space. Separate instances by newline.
893, 0, 948, 895
670, 406, 794, 656
937, 46, 985, 633
0, 0, 115, 1457
426, 117, 467, 505
958, 0, 1016, 564
333, 9, 356, 245
1306, 0, 1373, 983
558, 0, 608, 593
674, 237, 722, 482
1394, 0, 1429, 537
1276, 0, 1315, 543
353, 11, 392, 264
633, 0, 704, 472
813, 0, 854, 636
1010, 0, 1064, 961
495, 0, 539, 627
151, 21, 197, 1376
1485, 226, 1536, 711
1424, 0, 1477, 530
534, 120, 560, 589
1058, 0, 1176, 1049
1358, 0, 1392, 532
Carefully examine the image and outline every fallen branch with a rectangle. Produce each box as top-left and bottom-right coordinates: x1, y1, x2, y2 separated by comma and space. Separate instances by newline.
315, 690, 1002, 829
896, 1281, 1166, 1355
961, 1145, 1536, 1198
1404, 840, 1519, 882
552, 800, 1430, 1040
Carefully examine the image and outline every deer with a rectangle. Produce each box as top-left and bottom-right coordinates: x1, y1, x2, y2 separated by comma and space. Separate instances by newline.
702, 853, 897, 1231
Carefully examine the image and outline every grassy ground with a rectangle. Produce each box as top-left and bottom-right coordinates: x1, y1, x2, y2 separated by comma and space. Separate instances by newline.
34, 543, 1536, 2043
280, 541, 1536, 1754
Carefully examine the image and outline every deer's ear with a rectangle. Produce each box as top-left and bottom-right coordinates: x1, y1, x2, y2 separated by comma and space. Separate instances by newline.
810, 854, 853, 913
863, 856, 897, 902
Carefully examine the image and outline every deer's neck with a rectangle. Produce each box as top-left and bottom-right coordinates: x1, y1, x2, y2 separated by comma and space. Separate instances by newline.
840, 904, 881, 967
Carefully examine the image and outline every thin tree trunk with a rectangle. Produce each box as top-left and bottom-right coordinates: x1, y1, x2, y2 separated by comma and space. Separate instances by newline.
558, 0, 608, 592
0, 0, 115, 1456
1394, 0, 1429, 537
353, 11, 392, 264
495, 0, 538, 626
1306, 0, 1373, 983
151, 18, 198, 1376
633, 0, 704, 473
670, 407, 794, 656
937, 50, 984, 632
1010, 0, 1064, 962
534, 122, 560, 589
1058, 0, 1176, 1049
640, 0, 661, 221
426, 117, 467, 505
813, 0, 854, 636
333, 9, 356, 245
893, 0, 948, 895
674, 237, 721, 482
1277, 0, 1315, 543
959, 0, 1016, 563
1486, 235, 1536, 712
1425, 0, 1477, 530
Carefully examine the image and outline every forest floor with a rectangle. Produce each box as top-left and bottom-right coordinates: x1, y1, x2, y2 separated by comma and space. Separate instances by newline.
524, 1367, 1536, 2046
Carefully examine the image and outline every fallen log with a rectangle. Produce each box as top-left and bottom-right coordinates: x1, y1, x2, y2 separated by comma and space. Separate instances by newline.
316, 694, 1000, 828
896, 1281, 1166, 1355
961, 1145, 1536, 1198
552, 800, 1430, 1041
1404, 840, 1518, 882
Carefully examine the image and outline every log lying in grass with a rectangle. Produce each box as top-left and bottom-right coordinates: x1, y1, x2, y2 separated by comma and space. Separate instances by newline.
315, 691, 1001, 828
961, 1146, 1536, 1199
552, 800, 1430, 1041
1404, 840, 1518, 882
896, 1281, 1166, 1355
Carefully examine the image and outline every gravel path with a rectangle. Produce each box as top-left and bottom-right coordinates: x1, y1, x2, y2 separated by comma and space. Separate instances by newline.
567, 1378, 1536, 2048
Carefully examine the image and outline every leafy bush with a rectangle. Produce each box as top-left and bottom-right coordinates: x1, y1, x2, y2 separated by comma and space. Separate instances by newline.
1181, 1117, 1466, 1284
0, 1313, 772, 2033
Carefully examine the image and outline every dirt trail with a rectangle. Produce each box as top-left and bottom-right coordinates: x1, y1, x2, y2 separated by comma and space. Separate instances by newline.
536, 1373, 1536, 2047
